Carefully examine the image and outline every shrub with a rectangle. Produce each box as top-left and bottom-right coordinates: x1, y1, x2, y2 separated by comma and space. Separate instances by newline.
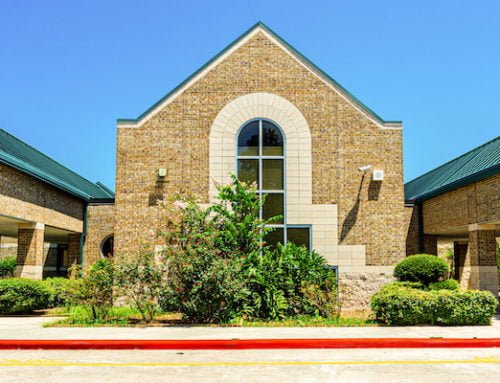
382, 281, 424, 290
0, 278, 51, 314
160, 176, 339, 323
244, 243, 339, 319
161, 246, 251, 323
371, 285, 434, 325
428, 279, 460, 291
394, 254, 449, 285
43, 277, 80, 307
70, 259, 114, 322
371, 285, 497, 325
114, 249, 169, 323
432, 290, 498, 325
0, 257, 17, 278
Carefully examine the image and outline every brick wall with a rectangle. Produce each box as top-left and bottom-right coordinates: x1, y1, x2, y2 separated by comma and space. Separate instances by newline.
115, 31, 407, 266
422, 173, 500, 233
83, 203, 115, 267
0, 163, 84, 232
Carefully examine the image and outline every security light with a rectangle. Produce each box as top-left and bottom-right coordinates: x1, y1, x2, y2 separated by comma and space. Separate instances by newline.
358, 165, 371, 172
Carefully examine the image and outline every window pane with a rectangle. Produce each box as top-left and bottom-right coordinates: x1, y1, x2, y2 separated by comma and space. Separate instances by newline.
264, 228, 284, 248
262, 159, 283, 190
287, 228, 310, 250
262, 121, 283, 156
237, 159, 259, 187
263, 193, 283, 223
238, 121, 259, 156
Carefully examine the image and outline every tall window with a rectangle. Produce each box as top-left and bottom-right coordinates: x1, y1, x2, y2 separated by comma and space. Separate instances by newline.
237, 119, 310, 250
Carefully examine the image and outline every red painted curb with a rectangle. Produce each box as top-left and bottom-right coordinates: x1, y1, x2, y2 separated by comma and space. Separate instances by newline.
0, 338, 498, 350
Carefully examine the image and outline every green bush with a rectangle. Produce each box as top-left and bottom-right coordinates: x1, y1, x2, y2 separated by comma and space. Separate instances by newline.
432, 290, 498, 325
383, 281, 424, 290
0, 278, 51, 314
0, 257, 17, 278
371, 285, 497, 325
244, 243, 339, 319
394, 254, 449, 285
70, 259, 114, 322
428, 279, 460, 291
43, 277, 80, 307
371, 285, 434, 325
160, 176, 339, 323
114, 249, 169, 323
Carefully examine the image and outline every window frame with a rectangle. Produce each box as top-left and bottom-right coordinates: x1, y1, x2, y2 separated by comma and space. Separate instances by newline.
236, 119, 313, 251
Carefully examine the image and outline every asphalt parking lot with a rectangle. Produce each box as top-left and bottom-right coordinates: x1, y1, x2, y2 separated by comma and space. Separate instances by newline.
0, 348, 499, 382
0, 316, 498, 382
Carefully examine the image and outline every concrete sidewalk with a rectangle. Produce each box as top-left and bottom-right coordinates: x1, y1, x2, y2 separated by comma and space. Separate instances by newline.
0, 315, 499, 340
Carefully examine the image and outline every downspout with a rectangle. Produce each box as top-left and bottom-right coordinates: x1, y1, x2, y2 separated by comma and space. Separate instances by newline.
417, 201, 424, 253
79, 202, 89, 274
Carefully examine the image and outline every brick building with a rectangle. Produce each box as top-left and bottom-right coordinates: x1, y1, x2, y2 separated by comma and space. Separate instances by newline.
405, 136, 500, 297
2, 22, 497, 306
0, 128, 113, 279
112, 22, 408, 307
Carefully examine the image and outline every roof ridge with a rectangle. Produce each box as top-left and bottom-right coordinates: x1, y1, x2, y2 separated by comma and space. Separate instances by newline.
118, 22, 399, 126
0, 127, 99, 188
405, 135, 500, 187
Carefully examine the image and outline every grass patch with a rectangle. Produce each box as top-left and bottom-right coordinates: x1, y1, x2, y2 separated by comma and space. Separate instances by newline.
44, 306, 376, 327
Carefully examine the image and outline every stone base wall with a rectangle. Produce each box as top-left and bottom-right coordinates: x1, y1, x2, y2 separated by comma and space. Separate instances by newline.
339, 267, 395, 311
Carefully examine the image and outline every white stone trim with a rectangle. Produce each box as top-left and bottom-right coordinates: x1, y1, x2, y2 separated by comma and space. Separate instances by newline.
119, 26, 399, 130
209, 92, 364, 266
18, 222, 45, 230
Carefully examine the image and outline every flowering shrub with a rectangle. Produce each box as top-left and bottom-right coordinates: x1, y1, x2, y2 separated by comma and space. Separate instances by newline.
114, 248, 170, 323
160, 175, 339, 323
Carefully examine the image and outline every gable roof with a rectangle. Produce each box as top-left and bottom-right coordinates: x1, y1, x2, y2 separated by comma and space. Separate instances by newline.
0, 128, 114, 201
117, 22, 401, 129
405, 136, 500, 202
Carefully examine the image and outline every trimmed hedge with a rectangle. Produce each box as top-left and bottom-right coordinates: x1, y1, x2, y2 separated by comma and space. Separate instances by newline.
428, 279, 460, 291
0, 278, 51, 314
371, 285, 497, 325
394, 254, 449, 285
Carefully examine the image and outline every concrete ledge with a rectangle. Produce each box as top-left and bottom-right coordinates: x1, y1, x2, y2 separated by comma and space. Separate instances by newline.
0, 338, 499, 350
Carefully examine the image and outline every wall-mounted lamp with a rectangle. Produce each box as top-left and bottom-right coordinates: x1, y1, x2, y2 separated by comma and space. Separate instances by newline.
358, 165, 371, 172
158, 168, 167, 177
372, 169, 384, 181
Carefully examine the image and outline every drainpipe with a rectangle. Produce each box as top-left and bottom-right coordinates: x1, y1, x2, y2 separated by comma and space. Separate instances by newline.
417, 201, 424, 253
78, 203, 89, 274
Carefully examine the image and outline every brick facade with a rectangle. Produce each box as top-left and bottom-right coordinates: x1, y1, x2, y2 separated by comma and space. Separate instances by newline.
83, 203, 115, 266
422, 173, 500, 234
0, 162, 84, 233
115, 30, 407, 268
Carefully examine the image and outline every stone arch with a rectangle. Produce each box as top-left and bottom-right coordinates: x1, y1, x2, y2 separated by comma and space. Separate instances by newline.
209, 92, 312, 205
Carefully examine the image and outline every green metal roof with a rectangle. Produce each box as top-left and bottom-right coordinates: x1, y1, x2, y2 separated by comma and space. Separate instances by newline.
405, 136, 500, 202
0, 128, 114, 201
118, 21, 401, 126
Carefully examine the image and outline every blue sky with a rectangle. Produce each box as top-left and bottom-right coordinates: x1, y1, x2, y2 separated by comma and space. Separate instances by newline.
1, 0, 499, 190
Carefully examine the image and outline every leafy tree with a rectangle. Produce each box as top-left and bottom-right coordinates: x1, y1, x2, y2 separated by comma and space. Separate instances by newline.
114, 248, 169, 323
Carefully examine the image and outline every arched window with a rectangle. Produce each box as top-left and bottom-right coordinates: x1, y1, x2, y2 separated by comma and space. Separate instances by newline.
237, 119, 310, 249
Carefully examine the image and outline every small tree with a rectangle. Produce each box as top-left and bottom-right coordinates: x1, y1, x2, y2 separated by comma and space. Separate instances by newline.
71, 259, 114, 322
114, 248, 169, 323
